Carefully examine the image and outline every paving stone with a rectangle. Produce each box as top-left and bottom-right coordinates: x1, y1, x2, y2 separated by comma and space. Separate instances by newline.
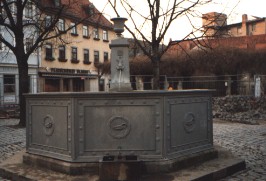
0, 119, 25, 181
1, 118, 266, 180
213, 120, 266, 180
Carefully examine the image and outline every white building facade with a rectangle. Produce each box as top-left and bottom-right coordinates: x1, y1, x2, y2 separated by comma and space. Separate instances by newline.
0, 1, 39, 106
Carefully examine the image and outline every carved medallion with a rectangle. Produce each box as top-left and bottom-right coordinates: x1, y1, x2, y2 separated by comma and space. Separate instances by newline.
43, 115, 55, 136
183, 113, 196, 133
108, 116, 131, 139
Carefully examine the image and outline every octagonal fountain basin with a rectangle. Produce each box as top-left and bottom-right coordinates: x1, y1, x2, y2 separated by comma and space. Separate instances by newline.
24, 89, 216, 175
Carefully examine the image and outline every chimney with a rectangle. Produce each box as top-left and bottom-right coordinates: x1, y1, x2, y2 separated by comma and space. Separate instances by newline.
242, 14, 248, 36
242, 14, 248, 23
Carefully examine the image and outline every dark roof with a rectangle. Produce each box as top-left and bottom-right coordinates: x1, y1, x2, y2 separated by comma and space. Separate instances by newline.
221, 17, 266, 29
39, 0, 113, 30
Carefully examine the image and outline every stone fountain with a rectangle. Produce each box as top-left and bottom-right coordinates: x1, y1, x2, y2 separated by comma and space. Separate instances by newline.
23, 17, 217, 180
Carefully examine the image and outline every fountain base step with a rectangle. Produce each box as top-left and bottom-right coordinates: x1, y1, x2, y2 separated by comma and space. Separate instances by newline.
22, 148, 218, 176
0, 147, 246, 181
99, 156, 141, 181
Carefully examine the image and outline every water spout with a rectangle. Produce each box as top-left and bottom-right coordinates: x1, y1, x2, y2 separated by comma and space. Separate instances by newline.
116, 58, 124, 90
119, 69, 122, 90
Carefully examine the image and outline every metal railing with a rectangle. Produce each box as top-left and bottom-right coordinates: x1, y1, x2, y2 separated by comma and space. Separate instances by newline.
130, 74, 265, 97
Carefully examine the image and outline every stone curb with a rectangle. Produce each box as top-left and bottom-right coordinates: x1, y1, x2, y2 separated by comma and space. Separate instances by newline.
191, 159, 246, 181
0, 167, 34, 181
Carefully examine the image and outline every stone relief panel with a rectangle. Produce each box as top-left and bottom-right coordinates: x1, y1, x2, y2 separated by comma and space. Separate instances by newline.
108, 116, 131, 139
183, 112, 196, 133
77, 98, 162, 157
43, 115, 55, 136
84, 106, 155, 151
166, 97, 212, 155
28, 99, 71, 155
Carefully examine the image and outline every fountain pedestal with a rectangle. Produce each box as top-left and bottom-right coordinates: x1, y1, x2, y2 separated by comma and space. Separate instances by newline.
109, 17, 132, 92
109, 38, 132, 92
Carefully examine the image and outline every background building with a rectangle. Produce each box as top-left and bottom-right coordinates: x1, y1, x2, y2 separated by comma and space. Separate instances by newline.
202, 12, 266, 37
0, 1, 39, 107
0, 0, 116, 110
202, 12, 227, 37
38, 0, 116, 92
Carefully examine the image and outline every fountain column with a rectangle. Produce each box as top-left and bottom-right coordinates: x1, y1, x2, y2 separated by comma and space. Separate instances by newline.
109, 17, 132, 92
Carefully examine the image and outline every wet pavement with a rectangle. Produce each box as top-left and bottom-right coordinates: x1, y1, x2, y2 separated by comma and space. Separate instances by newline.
0, 119, 265, 180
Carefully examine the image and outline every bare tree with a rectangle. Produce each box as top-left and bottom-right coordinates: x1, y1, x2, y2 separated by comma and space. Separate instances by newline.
0, 0, 96, 126
107, 0, 212, 89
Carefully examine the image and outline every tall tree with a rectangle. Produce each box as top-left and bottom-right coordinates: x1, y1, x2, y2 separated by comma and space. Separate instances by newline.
107, 0, 211, 89
0, 0, 95, 126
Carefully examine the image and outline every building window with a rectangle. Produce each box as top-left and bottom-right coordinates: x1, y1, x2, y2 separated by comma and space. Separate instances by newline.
8, 1, 17, 15
45, 79, 60, 92
0, 3, 6, 17
63, 78, 70, 91
45, 44, 54, 60
237, 26, 242, 34
0, 1, 16, 17
4, 75, 15, 93
0, 33, 3, 51
28, 76, 32, 93
0, 4, 2, 15
93, 28, 99, 40
45, 15, 52, 28
71, 22, 78, 35
71, 47, 78, 63
103, 30, 108, 41
58, 45, 66, 61
83, 49, 90, 64
104, 52, 108, 62
58, 19, 65, 31
54, 0, 61, 7
94, 51, 99, 64
25, 38, 33, 52
83, 25, 89, 38
99, 79, 105, 91
252, 24, 256, 31
73, 78, 84, 92
25, 1, 33, 18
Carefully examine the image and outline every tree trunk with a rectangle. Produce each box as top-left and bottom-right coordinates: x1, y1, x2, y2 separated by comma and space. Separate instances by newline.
152, 59, 160, 90
17, 57, 29, 127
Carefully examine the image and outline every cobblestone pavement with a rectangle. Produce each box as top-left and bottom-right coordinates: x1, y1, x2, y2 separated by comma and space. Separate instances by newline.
214, 120, 266, 181
0, 119, 25, 181
0, 119, 265, 180
0, 119, 25, 163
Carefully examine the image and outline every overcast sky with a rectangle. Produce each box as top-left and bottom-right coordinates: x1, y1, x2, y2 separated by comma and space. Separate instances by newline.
90, 0, 265, 41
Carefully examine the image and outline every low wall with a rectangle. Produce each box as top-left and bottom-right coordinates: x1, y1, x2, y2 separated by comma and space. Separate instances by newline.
213, 96, 266, 124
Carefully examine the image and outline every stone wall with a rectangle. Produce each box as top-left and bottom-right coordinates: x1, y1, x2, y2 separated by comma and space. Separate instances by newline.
213, 96, 266, 124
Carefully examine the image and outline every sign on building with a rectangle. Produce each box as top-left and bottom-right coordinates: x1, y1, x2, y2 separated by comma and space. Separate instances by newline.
4, 95, 16, 103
